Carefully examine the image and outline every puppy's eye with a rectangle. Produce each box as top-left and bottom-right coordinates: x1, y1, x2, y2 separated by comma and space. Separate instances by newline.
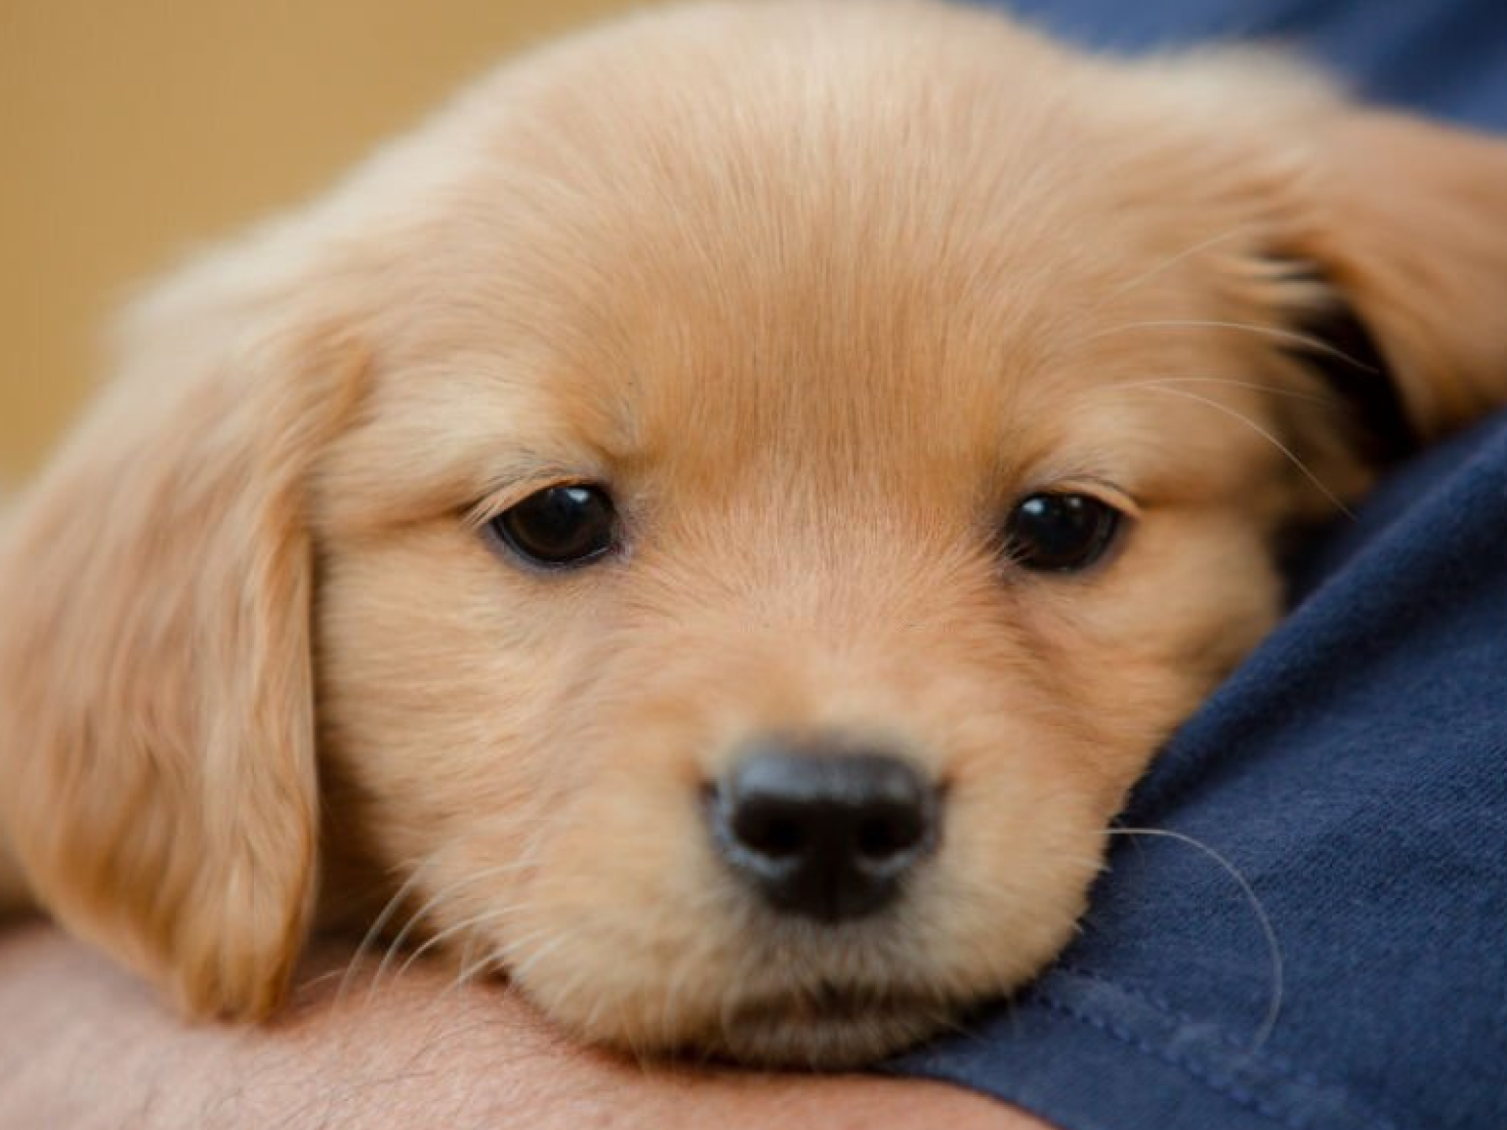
490, 484, 618, 568
1002, 492, 1122, 573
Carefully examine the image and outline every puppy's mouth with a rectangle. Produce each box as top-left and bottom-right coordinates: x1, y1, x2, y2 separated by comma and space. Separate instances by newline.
703, 982, 954, 1068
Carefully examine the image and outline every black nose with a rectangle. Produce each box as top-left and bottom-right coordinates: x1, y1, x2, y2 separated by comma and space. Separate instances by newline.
708, 743, 939, 923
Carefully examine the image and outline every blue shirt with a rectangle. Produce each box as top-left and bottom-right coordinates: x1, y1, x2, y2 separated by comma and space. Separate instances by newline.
890, 5, 1507, 1127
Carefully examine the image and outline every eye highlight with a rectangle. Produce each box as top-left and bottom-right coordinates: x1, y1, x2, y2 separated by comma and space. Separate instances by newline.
1002, 492, 1123, 573
490, 483, 618, 569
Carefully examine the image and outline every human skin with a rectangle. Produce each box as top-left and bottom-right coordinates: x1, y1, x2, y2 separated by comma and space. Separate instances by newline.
0, 922, 1049, 1130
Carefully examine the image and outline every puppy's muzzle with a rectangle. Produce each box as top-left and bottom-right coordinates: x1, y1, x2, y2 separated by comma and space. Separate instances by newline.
708, 741, 939, 922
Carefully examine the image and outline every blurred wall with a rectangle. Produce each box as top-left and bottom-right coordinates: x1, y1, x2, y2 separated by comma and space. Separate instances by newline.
0, 0, 636, 481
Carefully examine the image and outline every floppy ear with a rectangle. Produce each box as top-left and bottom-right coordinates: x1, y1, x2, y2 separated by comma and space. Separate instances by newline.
0, 252, 362, 1018
1274, 109, 1507, 450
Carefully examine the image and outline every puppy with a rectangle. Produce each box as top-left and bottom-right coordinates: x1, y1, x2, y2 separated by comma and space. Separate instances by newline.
2, 0, 1507, 1069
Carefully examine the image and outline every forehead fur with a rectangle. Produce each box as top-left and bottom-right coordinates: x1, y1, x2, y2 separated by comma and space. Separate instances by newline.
308, 0, 1327, 530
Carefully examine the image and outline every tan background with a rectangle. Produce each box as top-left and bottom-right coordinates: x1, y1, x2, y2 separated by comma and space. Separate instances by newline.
0, 0, 637, 481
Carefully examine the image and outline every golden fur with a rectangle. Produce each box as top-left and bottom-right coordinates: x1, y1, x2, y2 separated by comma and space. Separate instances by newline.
3, 0, 1507, 1067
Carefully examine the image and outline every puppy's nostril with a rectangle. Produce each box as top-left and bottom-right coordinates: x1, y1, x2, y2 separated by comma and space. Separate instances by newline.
732, 804, 808, 859
855, 806, 925, 862
710, 743, 939, 923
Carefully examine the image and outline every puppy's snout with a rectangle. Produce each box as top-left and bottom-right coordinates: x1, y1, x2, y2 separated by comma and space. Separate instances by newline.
709, 742, 938, 923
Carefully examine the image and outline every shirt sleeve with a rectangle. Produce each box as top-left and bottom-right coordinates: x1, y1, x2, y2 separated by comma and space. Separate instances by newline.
884, 8, 1507, 1125
888, 410, 1507, 1129
987, 0, 1507, 132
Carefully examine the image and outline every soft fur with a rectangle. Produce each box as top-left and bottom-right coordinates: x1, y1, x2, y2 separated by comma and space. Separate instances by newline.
3, 0, 1507, 1068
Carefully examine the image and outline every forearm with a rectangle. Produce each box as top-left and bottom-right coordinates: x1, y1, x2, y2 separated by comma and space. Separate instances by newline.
0, 923, 1046, 1130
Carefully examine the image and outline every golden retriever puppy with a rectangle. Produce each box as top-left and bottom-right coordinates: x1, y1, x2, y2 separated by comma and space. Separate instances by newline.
2, 0, 1507, 1068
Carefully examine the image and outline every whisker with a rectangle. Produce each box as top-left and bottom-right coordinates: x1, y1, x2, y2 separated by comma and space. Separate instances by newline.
337, 854, 443, 1006
507, 929, 574, 986
366, 857, 535, 1001
295, 966, 354, 995
450, 948, 507, 995
394, 901, 533, 981
1088, 319, 1377, 372
1106, 825, 1285, 1050
1117, 375, 1339, 408
424, 943, 514, 1012
453, 933, 478, 995
1129, 383, 1355, 519
1091, 227, 1256, 309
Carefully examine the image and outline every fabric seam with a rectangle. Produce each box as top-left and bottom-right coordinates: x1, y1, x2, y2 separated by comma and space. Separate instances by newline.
1032, 983, 1402, 1130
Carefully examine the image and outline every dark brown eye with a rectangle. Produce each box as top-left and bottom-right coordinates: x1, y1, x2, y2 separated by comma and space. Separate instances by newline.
1002, 492, 1122, 573
491, 484, 617, 568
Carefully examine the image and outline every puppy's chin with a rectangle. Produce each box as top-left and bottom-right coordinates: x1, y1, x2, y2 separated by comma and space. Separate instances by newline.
690, 985, 962, 1069
499, 855, 1093, 1068
531, 931, 1043, 1069
545, 969, 968, 1070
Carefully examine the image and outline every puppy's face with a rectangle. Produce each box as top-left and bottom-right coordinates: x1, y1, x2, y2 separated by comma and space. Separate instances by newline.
5, 0, 1507, 1068
317, 235, 1291, 1062
309, 6, 1347, 1065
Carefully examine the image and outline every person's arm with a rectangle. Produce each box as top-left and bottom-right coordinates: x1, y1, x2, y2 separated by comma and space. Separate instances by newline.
0, 922, 1047, 1130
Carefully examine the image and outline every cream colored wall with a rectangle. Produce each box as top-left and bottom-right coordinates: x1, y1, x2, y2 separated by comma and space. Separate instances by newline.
0, 0, 636, 480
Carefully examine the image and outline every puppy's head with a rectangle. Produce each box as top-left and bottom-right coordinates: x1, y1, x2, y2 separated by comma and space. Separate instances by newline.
4, 0, 1507, 1065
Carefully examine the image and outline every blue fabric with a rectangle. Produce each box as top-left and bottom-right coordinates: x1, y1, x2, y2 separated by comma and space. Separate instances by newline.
888, 5, 1507, 1128
996, 0, 1507, 132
